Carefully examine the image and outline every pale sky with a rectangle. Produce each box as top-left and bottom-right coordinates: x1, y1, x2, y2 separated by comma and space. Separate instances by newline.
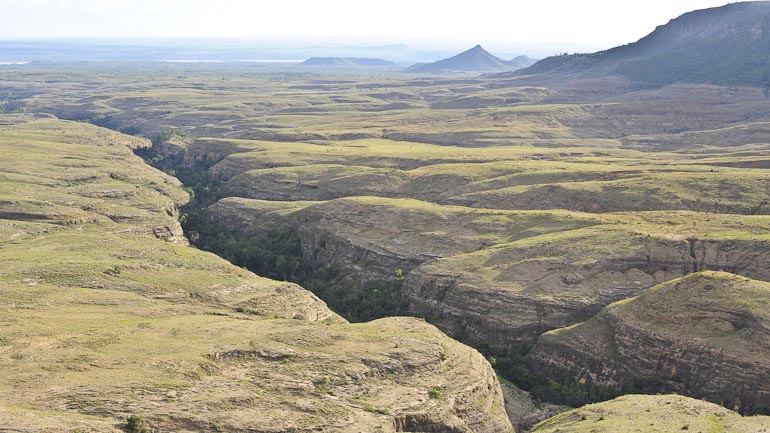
0, 0, 740, 49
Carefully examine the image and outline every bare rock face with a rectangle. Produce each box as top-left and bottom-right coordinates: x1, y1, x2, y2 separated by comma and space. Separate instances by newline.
403, 220, 770, 348
292, 197, 507, 285
499, 381, 569, 431
182, 138, 256, 176
208, 195, 770, 358
205, 196, 599, 287
527, 272, 770, 415
532, 394, 770, 433
402, 227, 695, 346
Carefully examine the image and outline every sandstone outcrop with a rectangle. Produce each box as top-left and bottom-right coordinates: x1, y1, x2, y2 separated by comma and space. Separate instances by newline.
527, 272, 770, 414
402, 211, 770, 345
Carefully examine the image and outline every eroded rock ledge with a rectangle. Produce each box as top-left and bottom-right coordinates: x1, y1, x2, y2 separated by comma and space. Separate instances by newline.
527, 272, 770, 415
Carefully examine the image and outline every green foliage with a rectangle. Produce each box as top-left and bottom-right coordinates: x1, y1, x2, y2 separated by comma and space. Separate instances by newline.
475, 342, 623, 408
134, 128, 198, 179
362, 402, 390, 415
531, 367, 624, 407
306, 274, 406, 322
475, 342, 540, 390
313, 376, 331, 395
157, 128, 194, 144
126, 415, 149, 433
0, 92, 21, 113
428, 386, 443, 400
185, 214, 309, 282
174, 141, 409, 322
182, 213, 406, 322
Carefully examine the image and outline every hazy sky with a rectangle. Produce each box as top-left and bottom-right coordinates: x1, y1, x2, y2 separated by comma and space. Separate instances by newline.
0, 0, 738, 49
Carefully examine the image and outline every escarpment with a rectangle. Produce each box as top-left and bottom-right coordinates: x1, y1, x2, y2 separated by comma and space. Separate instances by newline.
205, 189, 770, 352
403, 218, 770, 346
204, 196, 601, 286
182, 132, 770, 421
527, 272, 770, 415
402, 226, 695, 346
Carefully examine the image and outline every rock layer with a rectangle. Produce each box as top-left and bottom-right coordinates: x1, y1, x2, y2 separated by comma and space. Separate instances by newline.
527, 272, 770, 415
403, 218, 770, 347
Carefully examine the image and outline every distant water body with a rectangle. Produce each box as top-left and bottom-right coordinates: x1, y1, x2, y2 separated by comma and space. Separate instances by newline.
0, 62, 30, 65
157, 59, 303, 63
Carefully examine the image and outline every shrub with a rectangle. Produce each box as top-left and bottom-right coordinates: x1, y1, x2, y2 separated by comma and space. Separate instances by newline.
428, 386, 442, 400
183, 214, 407, 322
313, 376, 331, 394
126, 415, 148, 433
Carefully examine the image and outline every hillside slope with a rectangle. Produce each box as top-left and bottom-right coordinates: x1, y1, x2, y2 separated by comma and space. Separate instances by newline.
410, 45, 515, 73
517, 1, 770, 86
532, 394, 770, 433
508, 55, 537, 70
301, 57, 397, 68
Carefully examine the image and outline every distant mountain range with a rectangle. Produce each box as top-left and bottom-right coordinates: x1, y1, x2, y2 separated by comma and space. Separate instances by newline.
515, 1, 770, 86
0, 40, 538, 73
300, 57, 397, 68
0, 40, 457, 64
408, 45, 537, 73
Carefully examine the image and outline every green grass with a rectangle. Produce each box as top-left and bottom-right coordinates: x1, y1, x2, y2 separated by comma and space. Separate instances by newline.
532, 394, 770, 433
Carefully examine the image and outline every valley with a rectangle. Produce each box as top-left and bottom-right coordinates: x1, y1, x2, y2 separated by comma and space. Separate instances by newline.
3, 3, 770, 431
0, 114, 512, 432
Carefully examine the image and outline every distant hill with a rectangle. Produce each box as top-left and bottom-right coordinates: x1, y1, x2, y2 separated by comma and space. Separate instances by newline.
409, 45, 534, 73
507, 55, 538, 70
300, 57, 397, 68
515, 1, 770, 86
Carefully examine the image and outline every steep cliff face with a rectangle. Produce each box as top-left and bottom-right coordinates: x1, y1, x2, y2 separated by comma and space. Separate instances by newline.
403, 227, 693, 346
206, 193, 770, 352
527, 272, 770, 415
403, 223, 770, 347
0, 115, 514, 433
629, 1, 770, 52
291, 198, 572, 286
531, 394, 770, 433
205, 196, 601, 287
